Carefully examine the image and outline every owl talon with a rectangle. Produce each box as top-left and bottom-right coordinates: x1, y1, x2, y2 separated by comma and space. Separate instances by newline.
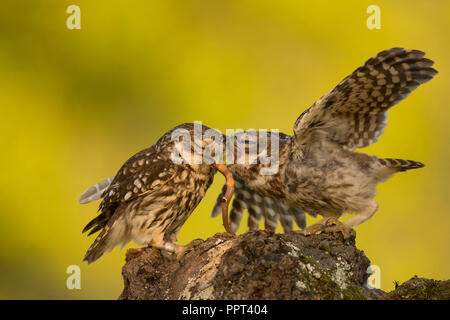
301, 224, 324, 236
175, 238, 204, 259
159, 249, 176, 260
324, 224, 355, 239
323, 217, 341, 228
302, 217, 338, 236
187, 238, 204, 248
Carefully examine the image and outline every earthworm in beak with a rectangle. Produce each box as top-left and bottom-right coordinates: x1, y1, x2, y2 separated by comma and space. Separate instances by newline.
213, 163, 235, 234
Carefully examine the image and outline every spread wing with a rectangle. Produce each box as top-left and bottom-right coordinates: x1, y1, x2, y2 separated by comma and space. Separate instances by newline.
211, 175, 307, 233
293, 48, 437, 150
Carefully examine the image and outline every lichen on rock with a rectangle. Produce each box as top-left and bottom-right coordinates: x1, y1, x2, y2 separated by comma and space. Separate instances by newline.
119, 230, 448, 300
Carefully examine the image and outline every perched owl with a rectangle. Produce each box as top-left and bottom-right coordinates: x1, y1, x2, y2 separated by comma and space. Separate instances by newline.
214, 48, 437, 238
79, 123, 235, 263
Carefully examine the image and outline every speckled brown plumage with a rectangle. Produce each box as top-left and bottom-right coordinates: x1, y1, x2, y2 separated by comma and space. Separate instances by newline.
211, 173, 307, 233
219, 48, 437, 237
80, 123, 226, 263
211, 132, 308, 232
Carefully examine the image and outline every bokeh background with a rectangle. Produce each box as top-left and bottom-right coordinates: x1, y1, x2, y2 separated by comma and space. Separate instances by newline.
0, 0, 449, 299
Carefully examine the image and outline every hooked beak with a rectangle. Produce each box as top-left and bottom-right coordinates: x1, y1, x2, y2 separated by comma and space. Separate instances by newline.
212, 163, 235, 235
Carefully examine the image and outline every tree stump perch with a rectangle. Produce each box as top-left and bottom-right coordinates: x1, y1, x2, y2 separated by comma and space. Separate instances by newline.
119, 230, 449, 300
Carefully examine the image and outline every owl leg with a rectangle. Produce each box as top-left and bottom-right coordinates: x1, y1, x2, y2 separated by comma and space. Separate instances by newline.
150, 238, 204, 260
148, 240, 177, 259
324, 201, 378, 239
343, 201, 378, 229
169, 228, 204, 258
174, 239, 204, 259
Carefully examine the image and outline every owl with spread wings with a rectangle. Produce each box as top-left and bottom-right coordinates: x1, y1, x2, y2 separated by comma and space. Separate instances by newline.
80, 48, 437, 263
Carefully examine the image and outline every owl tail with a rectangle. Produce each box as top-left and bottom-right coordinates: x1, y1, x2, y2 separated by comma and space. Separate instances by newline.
78, 177, 113, 204
378, 158, 425, 172
83, 215, 127, 264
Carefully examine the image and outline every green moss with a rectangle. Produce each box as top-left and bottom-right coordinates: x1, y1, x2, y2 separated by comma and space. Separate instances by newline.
342, 286, 367, 300
295, 258, 350, 300
318, 242, 332, 254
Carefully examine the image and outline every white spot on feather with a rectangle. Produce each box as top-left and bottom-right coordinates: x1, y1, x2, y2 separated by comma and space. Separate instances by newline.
124, 191, 132, 200
134, 179, 142, 189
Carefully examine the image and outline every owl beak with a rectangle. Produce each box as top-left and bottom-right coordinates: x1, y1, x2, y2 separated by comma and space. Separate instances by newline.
212, 163, 235, 235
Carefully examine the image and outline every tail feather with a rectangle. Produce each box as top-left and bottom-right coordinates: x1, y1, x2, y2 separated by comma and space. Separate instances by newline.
82, 204, 118, 235
378, 158, 425, 172
79, 177, 113, 204
289, 207, 307, 230
83, 228, 111, 264
277, 203, 293, 232
229, 193, 246, 233
262, 197, 279, 232
211, 184, 227, 218
82, 212, 106, 234
211, 176, 309, 232
83, 214, 128, 264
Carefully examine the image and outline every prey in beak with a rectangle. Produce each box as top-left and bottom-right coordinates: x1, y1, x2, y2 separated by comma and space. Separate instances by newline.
213, 163, 235, 235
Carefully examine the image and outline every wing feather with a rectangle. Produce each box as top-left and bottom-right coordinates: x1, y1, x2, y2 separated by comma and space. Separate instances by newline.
293, 48, 437, 150
82, 147, 177, 236
211, 174, 307, 232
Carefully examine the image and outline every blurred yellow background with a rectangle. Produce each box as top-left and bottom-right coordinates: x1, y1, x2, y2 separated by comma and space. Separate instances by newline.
0, 0, 449, 299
